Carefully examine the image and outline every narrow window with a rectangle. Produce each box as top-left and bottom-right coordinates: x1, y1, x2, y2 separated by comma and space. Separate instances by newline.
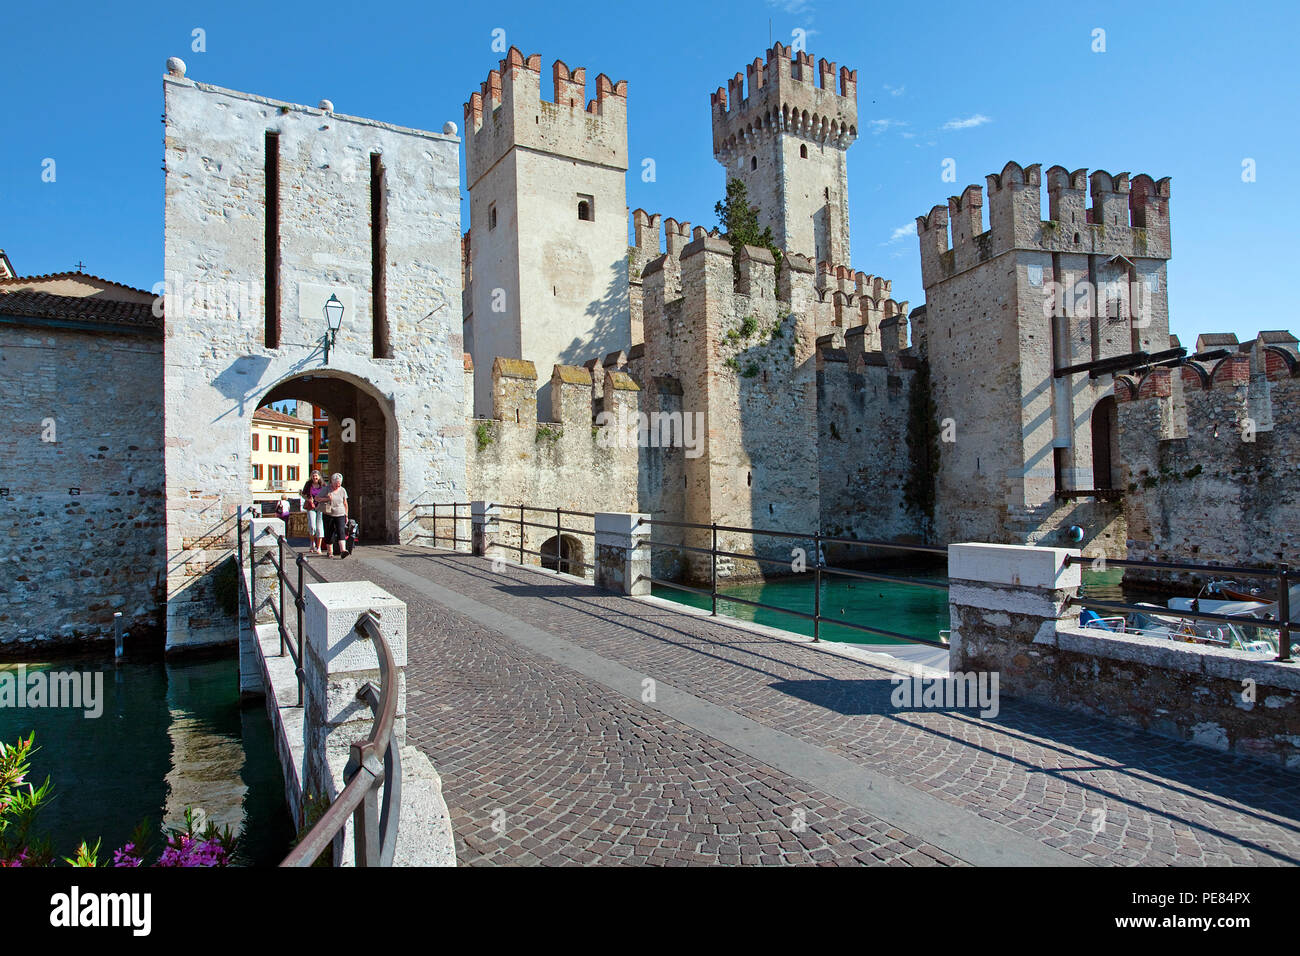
751, 156, 758, 170
370, 152, 391, 358
577, 194, 594, 221
800, 144, 808, 159
488, 203, 497, 230
264, 131, 281, 348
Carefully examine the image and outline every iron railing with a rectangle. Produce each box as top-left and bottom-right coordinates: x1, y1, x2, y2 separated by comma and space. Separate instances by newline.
412, 502, 472, 551
1067, 554, 1295, 662
637, 517, 948, 648
281, 609, 403, 867
495, 505, 597, 575
238, 508, 402, 866
237, 506, 307, 706
422, 503, 597, 575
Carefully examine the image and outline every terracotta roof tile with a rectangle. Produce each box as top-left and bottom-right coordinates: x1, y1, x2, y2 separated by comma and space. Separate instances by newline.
252, 407, 311, 427
0, 271, 153, 296
0, 289, 161, 332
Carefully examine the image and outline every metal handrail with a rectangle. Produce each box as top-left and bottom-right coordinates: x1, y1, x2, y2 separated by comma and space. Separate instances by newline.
1067, 554, 1295, 663
281, 609, 403, 867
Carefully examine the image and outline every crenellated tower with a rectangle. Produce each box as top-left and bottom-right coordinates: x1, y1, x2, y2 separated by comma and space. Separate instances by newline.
462, 47, 630, 420
915, 161, 1173, 554
711, 43, 858, 265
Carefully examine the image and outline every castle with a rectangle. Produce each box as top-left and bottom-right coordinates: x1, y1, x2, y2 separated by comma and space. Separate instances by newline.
1, 44, 1296, 655
460, 43, 1298, 580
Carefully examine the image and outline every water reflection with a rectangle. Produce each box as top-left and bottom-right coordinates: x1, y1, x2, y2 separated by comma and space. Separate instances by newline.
0, 655, 291, 866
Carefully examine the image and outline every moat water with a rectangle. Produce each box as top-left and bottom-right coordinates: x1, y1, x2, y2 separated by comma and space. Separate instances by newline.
655, 565, 1162, 647
0, 654, 293, 866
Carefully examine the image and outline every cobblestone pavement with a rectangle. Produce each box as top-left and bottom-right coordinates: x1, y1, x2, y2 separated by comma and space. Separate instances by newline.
305, 547, 1300, 866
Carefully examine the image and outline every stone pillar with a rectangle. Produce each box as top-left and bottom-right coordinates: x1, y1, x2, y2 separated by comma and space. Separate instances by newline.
302, 581, 408, 859
594, 512, 651, 596
947, 543, 1080, 689
241, 516, 282, 698
471, 500, 499, 558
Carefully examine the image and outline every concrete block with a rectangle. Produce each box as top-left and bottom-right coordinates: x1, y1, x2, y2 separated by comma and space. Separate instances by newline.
304, 581, 408, 672
949, 542, 1080, 590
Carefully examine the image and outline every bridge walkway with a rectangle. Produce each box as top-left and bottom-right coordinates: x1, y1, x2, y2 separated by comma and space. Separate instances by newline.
303, 545, 1300, 867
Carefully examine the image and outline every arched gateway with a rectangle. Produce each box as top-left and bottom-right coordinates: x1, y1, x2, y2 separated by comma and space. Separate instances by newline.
161, 66, 466, 651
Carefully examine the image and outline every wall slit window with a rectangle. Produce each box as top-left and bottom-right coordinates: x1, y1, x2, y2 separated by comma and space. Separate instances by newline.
370, 152, 391, 358
264, 131, 281, 349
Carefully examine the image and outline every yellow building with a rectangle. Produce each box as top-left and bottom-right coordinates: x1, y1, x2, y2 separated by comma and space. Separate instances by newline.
250, 406, 312, 507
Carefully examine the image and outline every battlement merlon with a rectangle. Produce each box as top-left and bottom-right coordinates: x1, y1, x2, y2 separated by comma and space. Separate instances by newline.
916, 161, 1173, 288
711, 43, 858, 158
463, 46, 628, 187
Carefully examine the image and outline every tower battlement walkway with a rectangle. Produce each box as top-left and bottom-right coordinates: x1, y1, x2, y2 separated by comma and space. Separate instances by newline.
306, 545, 1300, 866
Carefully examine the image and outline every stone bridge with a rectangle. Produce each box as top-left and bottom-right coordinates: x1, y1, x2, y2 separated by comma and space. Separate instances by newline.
281, 537, 1300, 866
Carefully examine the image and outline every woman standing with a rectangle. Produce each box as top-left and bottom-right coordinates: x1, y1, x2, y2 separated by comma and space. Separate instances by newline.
322, 472, 350, 559
301, 470, 327, 554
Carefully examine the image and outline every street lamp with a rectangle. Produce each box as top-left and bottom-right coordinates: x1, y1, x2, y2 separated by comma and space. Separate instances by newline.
322, 293, 344, 364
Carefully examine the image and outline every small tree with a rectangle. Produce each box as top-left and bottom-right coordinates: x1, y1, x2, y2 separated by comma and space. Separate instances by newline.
715, 179, 783, 294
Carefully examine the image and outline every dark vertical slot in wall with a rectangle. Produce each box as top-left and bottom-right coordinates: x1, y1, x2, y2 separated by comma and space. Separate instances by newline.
370, 153, 390, 358
264, 131, 281, 349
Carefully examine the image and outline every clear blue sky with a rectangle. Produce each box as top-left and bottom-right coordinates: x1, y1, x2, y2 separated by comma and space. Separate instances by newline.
2, 0, 1295, 345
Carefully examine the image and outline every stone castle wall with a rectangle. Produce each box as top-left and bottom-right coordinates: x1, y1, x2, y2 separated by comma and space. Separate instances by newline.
0, 323, 165, 654
1117, 340, 1300, 577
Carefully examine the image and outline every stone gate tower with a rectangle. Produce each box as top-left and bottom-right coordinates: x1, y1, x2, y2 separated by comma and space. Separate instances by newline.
162, 60, 465, 652
711, 43, 858, 264
462, 48, 630, 420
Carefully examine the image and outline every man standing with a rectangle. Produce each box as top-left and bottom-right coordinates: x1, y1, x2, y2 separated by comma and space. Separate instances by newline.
322, 472, 350, 559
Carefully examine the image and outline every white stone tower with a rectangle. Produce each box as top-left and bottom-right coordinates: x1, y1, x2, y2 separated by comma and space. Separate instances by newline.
462, 47, 630, 420
711, 43, 858, 265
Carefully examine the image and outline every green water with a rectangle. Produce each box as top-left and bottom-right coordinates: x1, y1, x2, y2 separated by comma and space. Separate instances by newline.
0, 654, 293, 866
655, 566, 1159, 646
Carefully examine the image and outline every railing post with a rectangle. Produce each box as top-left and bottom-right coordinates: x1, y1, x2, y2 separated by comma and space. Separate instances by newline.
710, 522, 718, 617
295, 552, 306, 708
813, 531, 821, 643
431, 504, 438, 549
1278, 564, 1292, 663
242, 516, 282, 700
302, 582, 408, 866
278, 535, 287, 658
519, 505, 525, 566
556, 507, 562, 573
595, 512, 652, 596
471, 501, 499, 558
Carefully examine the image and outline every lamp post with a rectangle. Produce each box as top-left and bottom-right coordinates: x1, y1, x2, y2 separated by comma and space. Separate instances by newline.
322, 293, 344, 364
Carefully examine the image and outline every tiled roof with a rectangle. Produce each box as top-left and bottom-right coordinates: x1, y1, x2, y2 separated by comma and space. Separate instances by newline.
252, 406, 311, 427
0, 271, 153, 296
0, 289, 161, 332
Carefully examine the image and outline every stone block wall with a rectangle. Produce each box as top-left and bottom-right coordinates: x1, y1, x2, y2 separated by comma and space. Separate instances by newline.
948, 542, 1300, 770
463, 356, 640, 571
1117, 337, 1299, 577
0, 324, 165, 654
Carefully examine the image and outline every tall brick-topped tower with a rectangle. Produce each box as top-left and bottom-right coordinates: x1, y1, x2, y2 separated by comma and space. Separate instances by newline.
711, 43, 858, 264
462, 47, 630, 420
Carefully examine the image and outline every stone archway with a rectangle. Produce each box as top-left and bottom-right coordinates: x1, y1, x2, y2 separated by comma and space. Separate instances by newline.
259, 372, 396, 543
540, 534, 584, 575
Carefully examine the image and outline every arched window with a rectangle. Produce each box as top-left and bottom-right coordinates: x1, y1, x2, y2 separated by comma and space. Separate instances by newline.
800, 144, 808, 159
577, 201, 591, 221
750, 156, 758, 170
577, 193, 594, 221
